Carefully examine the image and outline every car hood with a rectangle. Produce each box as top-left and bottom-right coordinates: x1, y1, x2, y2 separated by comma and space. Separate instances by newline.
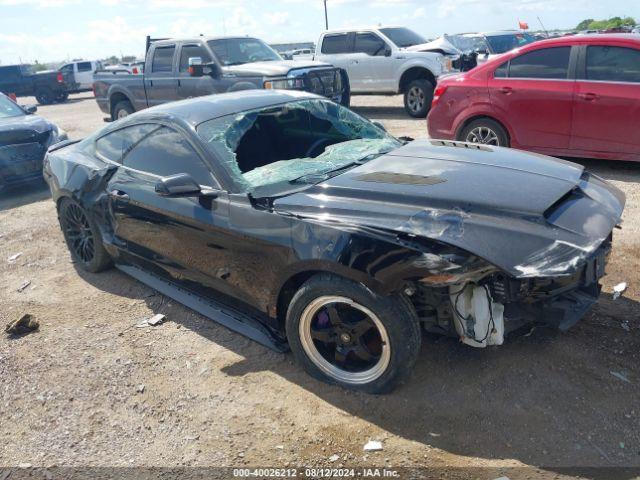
404, 37, 461, 56
0, 115, 54, 145
273, 140, 625, 278
223, 60, 334, 77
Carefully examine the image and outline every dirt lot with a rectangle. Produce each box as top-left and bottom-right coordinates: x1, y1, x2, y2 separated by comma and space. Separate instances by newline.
1, 93, 639, 479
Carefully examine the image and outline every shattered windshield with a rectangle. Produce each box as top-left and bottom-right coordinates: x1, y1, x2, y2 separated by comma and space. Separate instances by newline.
0, 95, 25, 118
447, 34, 490, 53
207, 38, 282, 66
196, 99, 400, 195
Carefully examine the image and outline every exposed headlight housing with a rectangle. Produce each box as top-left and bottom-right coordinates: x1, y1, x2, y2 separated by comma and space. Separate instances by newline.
264, 77, 305, 90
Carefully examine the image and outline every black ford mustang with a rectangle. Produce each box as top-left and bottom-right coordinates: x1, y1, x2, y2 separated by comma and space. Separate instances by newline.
0, 92, 67, 191
44, 90, 625, 393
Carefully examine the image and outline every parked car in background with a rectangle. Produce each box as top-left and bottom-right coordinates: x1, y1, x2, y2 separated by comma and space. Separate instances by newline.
447, 31, 538, 64
290, 48, 314, 60
93, 36, 349, 121
315, 26, 460, 117
44, 90, 624, 392
428, 34, 640, 162
0, 92, 67, 191
0, 64, 71, 105
59, 60, 103, 93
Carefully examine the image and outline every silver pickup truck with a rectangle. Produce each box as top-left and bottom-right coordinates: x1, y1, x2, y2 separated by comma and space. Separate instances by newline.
93, 36, 350, 121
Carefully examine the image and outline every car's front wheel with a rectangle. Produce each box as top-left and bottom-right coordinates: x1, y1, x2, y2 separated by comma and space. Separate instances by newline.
57, 198, 112, 273
403, 79, 434, 118
112, 100, 134, 121
286, 274, 421, 394
35, 88, 54, 105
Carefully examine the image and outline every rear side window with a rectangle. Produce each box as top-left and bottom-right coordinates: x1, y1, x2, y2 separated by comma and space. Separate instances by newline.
586, 46, 640, 83
321, 34, 350, 54
179, 44, 212, 72
354, 33, 387, 56
95, 124, 158, 163
152, 46, 176, 73
508, 47, 571, 79
123, 126, 214, 184
77, 62, 93, 72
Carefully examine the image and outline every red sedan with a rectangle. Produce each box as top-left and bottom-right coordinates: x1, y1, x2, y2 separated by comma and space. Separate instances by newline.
427, 34, 640, 162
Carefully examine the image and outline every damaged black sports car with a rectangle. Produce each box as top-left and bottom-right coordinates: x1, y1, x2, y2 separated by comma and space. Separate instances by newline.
0, 92, 67, 192
44, 90, 625, 393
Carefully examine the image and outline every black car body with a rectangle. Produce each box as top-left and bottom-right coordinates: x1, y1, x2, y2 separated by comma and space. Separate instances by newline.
0, 93, 67, 191
0, 65, 71, 105
93, 36, 349, 121
44, 90, 625, 393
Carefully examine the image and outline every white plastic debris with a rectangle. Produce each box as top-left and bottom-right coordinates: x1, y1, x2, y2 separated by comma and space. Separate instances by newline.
137, 384, 146, 393
610, 371, 631, 383
8, 252, 22, 263
136, 314, 166, 328
450, 283, 505, 348
613, 282, 628, 300
363, 440, 383, 452
328, 454, 340, 462
17, 280, 31, 292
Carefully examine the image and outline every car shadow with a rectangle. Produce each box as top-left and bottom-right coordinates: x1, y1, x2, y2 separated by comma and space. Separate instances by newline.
76, 266, 640, 476
351, 104, 420, 121
569, 158, 640, 184
0, 181, 50, 211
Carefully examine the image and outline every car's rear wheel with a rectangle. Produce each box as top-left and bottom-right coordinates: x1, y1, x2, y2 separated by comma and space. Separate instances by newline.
35, 88, 54, 105
57, 198, 112, 273
404, 79, 434, 118
112, 100, 134, 121
286, 274, 421, 394
458, 118, 509, 147
55, 92, 69, 103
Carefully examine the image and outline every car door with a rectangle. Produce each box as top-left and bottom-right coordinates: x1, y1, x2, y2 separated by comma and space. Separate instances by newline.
317, 33, 357, 86
0, 66, 23, 95
350, 32, 394, 92
75, 61, 94, 89
488, 46, 575, 150
571, 43, 640, 155
176, 43, 218, 100
145, 45, 179, 107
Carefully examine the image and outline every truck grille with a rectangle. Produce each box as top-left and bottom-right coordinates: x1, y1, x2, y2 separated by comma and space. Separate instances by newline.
303, 69, 342, 98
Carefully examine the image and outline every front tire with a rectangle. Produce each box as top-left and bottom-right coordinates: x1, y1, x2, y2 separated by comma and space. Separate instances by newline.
112, 100, 134, 121
57, 198, 112, 273
403, 79, 434, 118
458, 118, 509, 147
286, 274, 421, 394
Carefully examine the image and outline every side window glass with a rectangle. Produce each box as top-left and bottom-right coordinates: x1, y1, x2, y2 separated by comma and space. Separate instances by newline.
586, 46, 640, 83
508, 47, 571, 79
123, 126, 214, 185
321, 34, 350, 54
354, 33, 386, 56
152, 46, 176, 73
95, 124, 158, 163
77, 62, 92, 72
179, 45, 212, 72
494, 60, 509, 78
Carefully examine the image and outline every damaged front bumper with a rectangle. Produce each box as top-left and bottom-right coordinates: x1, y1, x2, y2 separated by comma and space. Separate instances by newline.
264, 68, 349, 105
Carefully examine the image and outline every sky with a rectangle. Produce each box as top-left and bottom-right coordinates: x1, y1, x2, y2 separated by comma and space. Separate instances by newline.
0, 0, 638, 64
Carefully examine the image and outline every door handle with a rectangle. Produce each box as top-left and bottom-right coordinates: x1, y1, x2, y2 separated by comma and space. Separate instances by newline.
350, 60, 359, 64
499, 86, 513, 94
110, 189, 130, 202
580, 92, 598, 101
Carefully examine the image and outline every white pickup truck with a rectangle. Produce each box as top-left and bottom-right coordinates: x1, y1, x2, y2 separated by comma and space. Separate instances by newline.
315, 26, 460, 117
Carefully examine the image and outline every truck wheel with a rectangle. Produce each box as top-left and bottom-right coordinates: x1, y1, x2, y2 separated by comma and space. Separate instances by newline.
112, 100, 134, 121
35, 88, 55, 105
458, 118, 509, 147
55, 92, 69, 103
404, 79, 434, 118
286, 274, 421, 394
57, 198, 112, 273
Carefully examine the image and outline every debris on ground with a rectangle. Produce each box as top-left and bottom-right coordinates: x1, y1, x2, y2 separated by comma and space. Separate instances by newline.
610, 371, 631, 383
137, 384, 145, 394
621, 321, 630, 332
363, 440, 383, 452
328, 454, 340, 462
5, 314, 39, 336
17, 280, 32, 292
136, 314, 166, 328
7, 252, 23, 263
613, 282, 628, 300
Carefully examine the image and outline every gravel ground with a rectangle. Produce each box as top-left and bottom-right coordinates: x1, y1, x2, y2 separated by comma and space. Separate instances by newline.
0, 93, 639, 479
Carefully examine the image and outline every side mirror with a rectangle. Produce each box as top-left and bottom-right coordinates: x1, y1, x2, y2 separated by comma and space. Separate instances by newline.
204, 62, 222, 79
188, 57, 204, 77
155, 173, 202, 197
475, 47, 489, 56
383, 46, 392, 57
372, 121, 387, 132
22, 105, 37, 114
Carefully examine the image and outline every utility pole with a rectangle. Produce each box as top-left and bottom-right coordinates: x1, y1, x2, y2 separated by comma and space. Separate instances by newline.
323, 0, 328, 30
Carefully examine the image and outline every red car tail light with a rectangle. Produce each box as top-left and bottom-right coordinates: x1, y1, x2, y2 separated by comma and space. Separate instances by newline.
432, 85, 448, 107
57, 72, 64, 83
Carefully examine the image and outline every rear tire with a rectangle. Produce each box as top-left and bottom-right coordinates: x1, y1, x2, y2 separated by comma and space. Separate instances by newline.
35, 88, 54, 105
286, 274, 421, 394
55, 92, 69, 103
403, 79, 434, 118
458, 118, 510, 147
112, 100, 134, 121
57, 198, 112, 273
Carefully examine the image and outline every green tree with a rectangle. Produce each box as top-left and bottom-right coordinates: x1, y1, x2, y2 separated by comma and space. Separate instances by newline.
576, 16, 636, 30
32, 60, 49, 72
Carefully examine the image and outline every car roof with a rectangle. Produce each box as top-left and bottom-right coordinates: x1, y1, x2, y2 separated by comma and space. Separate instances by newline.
518, 33, 640, 48
323, 25, 405, 35
121, 90, 321, 127
153, 36, 264, 45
